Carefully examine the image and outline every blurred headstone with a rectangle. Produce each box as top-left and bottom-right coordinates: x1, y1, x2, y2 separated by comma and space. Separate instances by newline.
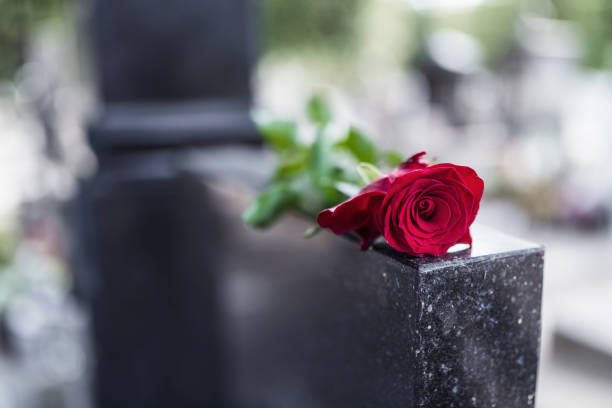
86, 0, 257, 153
77, 0, 257, 407
89, 0, 253, 103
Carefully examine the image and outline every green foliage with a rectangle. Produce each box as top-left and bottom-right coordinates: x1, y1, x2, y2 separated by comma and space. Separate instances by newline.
259, 0, 365, 56
258, 120, 298, 151
244, 94, 408, 230
0, 230, 16, 268
303, 225, 321, 238
336, 127, 378, 164
0, 228, 19, 314
242, 183, 299, 228
357, 162, 383, 186
0, 0, 63, 79
552, 0, 612, 69
307, 94, 332, 126
406, 0, 612, 70
309, 128, 333, 188
407, 3, 520, 69
381, 150, 404, 168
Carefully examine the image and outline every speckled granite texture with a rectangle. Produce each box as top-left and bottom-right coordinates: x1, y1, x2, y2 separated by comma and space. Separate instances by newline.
376, 225, 544, 407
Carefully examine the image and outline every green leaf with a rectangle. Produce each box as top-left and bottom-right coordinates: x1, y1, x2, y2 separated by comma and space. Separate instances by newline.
334, 181, 361, 197
242, 184, 298, 228
381, 150, 404, 167
273, 148, 309, 181
318, 183, 346, 208
307, 94, 332, 125
357, 162, 383, 186
338, 127, 378, 163
303, 225, 322, 239
309, 127, 333, 188
256, 120, 298, 150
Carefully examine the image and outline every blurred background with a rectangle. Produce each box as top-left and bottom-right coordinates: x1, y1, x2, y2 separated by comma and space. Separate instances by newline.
0, 0, 611, 406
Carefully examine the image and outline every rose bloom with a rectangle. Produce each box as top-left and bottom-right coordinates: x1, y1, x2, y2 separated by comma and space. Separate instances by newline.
317, 152, 484, 257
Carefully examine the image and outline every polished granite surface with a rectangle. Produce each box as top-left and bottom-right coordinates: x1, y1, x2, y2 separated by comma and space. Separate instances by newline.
373, 222, 543, 272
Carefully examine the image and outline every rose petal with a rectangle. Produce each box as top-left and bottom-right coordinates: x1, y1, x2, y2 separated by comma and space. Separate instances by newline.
317, 191, 385, 235
317, 191, 386, 250
400, 151, 428, 170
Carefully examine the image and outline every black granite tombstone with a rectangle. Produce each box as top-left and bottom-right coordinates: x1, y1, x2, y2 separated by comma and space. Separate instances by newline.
210, 175, 544, 408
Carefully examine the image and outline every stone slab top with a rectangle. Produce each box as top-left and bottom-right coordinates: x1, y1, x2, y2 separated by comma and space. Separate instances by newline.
373, 223, 544, 273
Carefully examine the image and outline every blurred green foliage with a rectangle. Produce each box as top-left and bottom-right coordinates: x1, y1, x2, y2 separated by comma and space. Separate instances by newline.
405, 3, 521, 70
0, 229, 16, 268
243, 95, 403, 229
259, 0, 365, 57
0, 0, 62, 80
260, 0, 612, 72
553, 0, 612, 69
430, 5, 520, 68
0, 229, 18, 313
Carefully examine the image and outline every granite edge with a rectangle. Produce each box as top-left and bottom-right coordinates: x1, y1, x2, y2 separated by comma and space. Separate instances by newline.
371, 243, 545, 274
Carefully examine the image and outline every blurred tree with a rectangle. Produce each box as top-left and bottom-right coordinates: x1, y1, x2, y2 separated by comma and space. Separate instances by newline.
0, 0, 63, 80
260, 0, 365, 57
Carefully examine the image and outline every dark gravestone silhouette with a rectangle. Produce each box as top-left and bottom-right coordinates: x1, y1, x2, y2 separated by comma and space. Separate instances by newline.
89, 0, 253, 103
77, 0, 257, 407
83, 168, 226, 407
87, 0, 257, 153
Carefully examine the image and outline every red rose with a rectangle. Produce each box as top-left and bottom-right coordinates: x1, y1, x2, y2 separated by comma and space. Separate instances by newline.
316, 152, 428, 250
316, 152, 484, 257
